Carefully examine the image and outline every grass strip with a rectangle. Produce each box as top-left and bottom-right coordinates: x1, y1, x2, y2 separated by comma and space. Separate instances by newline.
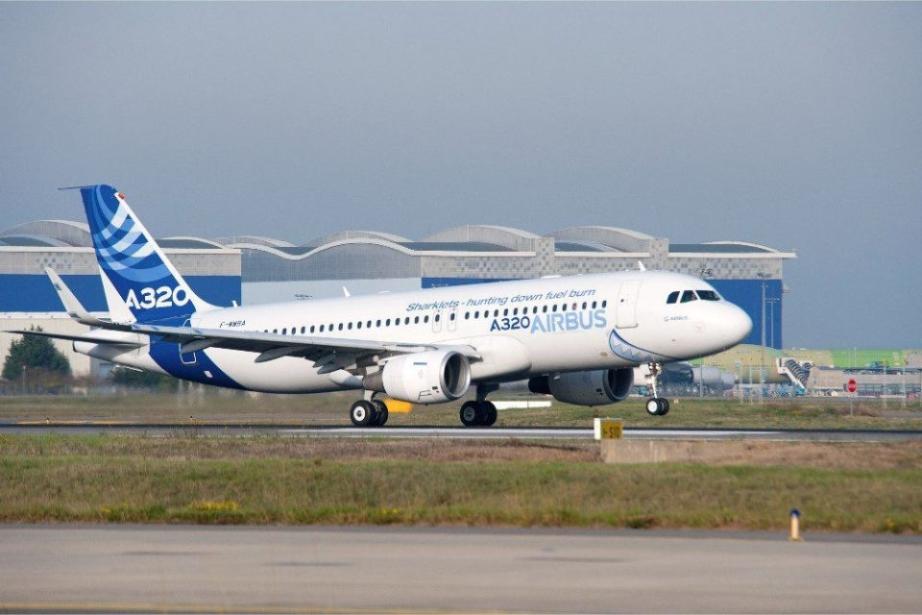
0, 437, 919, 533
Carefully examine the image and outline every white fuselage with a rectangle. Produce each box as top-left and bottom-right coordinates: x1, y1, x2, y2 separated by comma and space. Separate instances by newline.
78, 270, 752, 394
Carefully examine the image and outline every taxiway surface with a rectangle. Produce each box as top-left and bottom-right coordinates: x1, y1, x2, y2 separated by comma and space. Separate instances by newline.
1, 525, 920, 613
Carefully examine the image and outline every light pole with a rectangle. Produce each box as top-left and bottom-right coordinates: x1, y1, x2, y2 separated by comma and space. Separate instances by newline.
766, 297, 780, 350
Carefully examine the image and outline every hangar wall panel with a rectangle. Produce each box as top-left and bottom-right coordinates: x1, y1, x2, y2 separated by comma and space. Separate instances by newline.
0, 274, 241, 312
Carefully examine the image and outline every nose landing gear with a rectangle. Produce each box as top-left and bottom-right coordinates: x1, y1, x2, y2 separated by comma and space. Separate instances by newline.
644, 361, 670, 417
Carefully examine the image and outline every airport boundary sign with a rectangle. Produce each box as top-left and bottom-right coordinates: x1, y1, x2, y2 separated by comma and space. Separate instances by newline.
847, 378, 858, 394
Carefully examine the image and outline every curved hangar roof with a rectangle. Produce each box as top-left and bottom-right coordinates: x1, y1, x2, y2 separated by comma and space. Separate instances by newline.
0, 220, 795, 259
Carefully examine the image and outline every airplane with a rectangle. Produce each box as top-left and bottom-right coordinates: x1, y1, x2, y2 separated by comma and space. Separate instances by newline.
11, 184, 752, 427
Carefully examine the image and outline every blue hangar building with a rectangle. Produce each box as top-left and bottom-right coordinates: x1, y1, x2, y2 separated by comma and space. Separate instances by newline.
0, 220, 795, 376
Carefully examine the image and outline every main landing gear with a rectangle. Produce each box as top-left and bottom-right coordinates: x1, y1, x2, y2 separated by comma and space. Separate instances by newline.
349, 396, 389, 427
459, 384, 499, 427
459, 400, 497, 427
645, 361, 670, 417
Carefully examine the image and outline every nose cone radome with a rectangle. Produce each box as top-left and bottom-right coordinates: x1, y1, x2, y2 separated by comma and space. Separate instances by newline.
726, 304, 753, 347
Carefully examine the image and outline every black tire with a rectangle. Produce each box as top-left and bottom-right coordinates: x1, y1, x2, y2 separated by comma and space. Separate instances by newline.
350, 400, 376, 427
481, 402, 497, 427
645, 397, 660, 416
372, 401, 389, 427
659, 399, 670, 416
459, 401, 480, 427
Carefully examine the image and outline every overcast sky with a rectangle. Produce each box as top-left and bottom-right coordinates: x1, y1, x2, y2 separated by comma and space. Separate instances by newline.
1, 2, 920, 348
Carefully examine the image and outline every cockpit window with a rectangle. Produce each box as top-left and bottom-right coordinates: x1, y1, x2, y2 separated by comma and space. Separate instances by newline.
680, 290, 697, 303
697, 290, 720, 301
666, 291, 680, 304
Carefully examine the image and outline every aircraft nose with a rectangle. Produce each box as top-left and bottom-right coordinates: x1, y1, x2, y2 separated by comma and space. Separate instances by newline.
727, 304, 753, 345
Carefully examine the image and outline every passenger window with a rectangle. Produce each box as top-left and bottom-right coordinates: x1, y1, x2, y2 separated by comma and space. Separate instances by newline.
561, 303, 567, 312
533, 306, 538, 314
667, 291, 680, 304
582, 302, 587, 310
602, 300, 607, 308
474, 311, 479, 319
552, 305, 557, 312
319, 325, 324, 333
273, 329, 278, 334
543, 305, 548, 313
356, 322, 362, 329
424, 315, 429, 323
464, 312, 470, 320
494, 309, 500, 317
697, 290, 720, 301
310, 325, 315, 333
404, 317, 410, 325
681, 290, 697, 303
386, 319, 391, 326
450, 313, 455, 321
282, 328, 287, 335
376, 320, 381, 327
435, 314, 440, 322
414, 316, 420, 324
338, 323, 344, 331
503, 309, 508, 316
394, 318, 399, 326
591, 301, 597, 309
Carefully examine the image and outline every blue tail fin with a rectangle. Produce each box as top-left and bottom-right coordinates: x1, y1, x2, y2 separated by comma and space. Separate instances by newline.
77, 184, 213, 324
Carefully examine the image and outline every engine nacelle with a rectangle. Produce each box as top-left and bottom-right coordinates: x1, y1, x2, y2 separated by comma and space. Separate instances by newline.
529, 368, 634, 406
364, 350, 471, 404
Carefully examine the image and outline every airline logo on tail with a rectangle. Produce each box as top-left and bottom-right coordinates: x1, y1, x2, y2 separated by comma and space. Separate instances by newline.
79, 184, 206, 323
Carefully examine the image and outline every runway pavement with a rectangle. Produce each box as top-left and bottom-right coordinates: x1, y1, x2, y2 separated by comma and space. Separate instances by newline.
1, 525, 920, 613
2, 422, 921, 441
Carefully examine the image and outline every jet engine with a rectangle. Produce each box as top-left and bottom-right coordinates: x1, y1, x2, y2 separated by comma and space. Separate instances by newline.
364, 350, 471, 404
528, 368, 634, 406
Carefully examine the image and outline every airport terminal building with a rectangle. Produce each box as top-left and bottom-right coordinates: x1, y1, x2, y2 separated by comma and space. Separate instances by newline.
1, 220, 796, 376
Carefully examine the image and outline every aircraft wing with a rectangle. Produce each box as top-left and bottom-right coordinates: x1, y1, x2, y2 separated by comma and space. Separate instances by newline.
12, 267, 481, 375
130, 323, 481, 373
43, 267, 133, 331
5, 329, 144, 347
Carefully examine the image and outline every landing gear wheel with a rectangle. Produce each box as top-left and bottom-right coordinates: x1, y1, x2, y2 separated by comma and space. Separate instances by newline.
481, 402, 497, 427
372, 400, 389, 427
350, 400, 377, 427
645, 397, 669, 416
460, 401, 480, 427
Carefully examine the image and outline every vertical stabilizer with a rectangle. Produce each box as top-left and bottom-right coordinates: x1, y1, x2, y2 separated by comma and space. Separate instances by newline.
75, 184, 214, 323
